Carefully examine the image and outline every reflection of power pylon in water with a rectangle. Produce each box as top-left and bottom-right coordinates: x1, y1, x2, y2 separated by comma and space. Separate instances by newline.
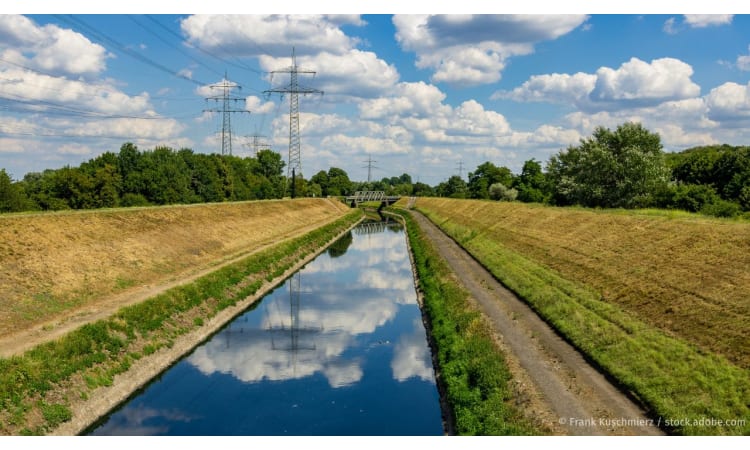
267, 272, 321, 376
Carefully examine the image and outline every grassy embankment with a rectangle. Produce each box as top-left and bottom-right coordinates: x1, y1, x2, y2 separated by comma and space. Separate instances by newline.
0, 198, 350, 340
415, 198, 750, 435
0, 204, 361, 435
387, 208, 544, 435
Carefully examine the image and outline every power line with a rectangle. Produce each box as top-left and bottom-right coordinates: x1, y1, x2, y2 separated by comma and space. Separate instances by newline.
126, 15, 225, 79
53, 15, 209, 87
263, 48, 323, 180
0, 92, 190, 120
203, 72, 250, 156
144, 15, 265, 79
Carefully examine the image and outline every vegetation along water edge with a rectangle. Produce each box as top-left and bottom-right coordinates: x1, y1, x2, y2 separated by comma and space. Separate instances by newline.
0, 208, 363, 435
386, 207, 546, 435
415, 198, 750, 435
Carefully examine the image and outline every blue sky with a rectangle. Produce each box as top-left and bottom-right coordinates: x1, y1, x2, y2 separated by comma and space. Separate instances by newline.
2, 3, 750, 185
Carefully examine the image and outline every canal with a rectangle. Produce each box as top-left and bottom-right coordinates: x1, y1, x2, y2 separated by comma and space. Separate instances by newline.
88, 220, 444, 436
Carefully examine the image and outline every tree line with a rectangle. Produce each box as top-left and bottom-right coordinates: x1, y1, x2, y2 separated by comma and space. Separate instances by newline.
2, 123, 749, 218
428, 123, 750, 218
1, 143, 287, 212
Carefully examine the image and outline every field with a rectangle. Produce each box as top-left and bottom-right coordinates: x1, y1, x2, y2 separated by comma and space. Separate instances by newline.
0, 198, 350, 352
414, 198, 750, 435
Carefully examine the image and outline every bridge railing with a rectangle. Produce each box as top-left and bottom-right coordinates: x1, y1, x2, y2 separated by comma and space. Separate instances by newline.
345, 191, 401, 206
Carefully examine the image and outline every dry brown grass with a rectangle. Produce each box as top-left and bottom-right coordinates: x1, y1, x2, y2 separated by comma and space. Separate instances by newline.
416, 198, 750, 368
0, 198, 349, 340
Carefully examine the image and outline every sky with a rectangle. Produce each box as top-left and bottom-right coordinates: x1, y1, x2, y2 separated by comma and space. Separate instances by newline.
2, 2, 750, 185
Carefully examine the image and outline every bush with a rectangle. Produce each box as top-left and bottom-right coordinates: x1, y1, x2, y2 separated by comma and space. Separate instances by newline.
673, 184, 720, 212
489, 183, 517, 202
701, 199, 742, 218
120, 193, 151, 207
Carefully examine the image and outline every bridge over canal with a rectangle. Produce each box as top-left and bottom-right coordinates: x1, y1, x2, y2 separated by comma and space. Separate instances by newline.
345, 191, 401, 208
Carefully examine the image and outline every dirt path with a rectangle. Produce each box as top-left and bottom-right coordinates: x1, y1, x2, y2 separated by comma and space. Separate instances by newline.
0, 199, 348, 359
410, 210, 663, 436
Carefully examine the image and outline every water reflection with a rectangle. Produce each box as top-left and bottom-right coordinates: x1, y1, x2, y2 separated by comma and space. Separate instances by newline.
327, 230, 353, 258
90, 221, 442, 435
391, 318, 434, 383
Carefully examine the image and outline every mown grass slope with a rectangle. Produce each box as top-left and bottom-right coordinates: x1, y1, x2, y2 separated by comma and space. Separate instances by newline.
0, 209, 362, 435
415, 198, 750, 435
0, 198, 350, 339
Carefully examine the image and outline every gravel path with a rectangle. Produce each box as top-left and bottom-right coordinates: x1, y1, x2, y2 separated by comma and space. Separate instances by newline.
411, 210, 663, 436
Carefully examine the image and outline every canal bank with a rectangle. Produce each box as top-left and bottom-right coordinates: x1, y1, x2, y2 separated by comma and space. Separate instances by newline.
53, 211, 364, 435
384, 208, 548, 435
0, 210, 362, 436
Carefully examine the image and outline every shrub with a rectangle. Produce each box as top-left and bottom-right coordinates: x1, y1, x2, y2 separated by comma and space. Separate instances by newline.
489, 183, 518, 202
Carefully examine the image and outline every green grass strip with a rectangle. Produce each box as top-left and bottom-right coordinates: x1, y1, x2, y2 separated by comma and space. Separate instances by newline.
418, 206, 750, 436
0, 209, 362, 435
389, 208, 543, 436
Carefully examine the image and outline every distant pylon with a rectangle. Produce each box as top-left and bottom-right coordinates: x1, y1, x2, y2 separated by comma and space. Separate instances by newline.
204, 72, 250, 156
456, 160, 465, 179
363, 155, 379, 183
247, 133, 271, 155
264, 48, 323, 180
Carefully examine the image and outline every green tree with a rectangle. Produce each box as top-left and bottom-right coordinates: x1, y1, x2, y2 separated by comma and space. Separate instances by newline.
93, 164, 122, 208
325, 167, 352, 196
547, 122, 669, 208
310, 170, 329, 193
467, 162, 513, 199
51, 166, 95, 209
0, 169, 31, 212
513, 159, 551, 203
253, 150, 286, 198
412, 182, 435, 197
437, 175, 468, 198
713, 147, 750, 208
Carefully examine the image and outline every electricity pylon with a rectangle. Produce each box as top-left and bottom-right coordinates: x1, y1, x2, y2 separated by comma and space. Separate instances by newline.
264, 48, 323, 180
363, 155, 379, 183
204, 72, 249, 156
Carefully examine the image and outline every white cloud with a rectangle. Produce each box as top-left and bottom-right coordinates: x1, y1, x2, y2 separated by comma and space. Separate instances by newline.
0, 15, 107, 77
737, 46, 750, 72
418, 43, 521, 85
321, 135, 411, 156
683, 15, 734, 28
0, 65, 154, 118
64, 117, 186, 139
260, 49, 399, 98
705, 81, 750, 123
181, 15, 357, 57
663, 17, 678, 35
492, 72, 596, 106
323, 15, 366, 27
592, 57, 700, 104
245, 95, 275, 114
495, 57, 700, 111
663, 15, 733, 34
58, 143, 93, 155
393, 14, 588, 85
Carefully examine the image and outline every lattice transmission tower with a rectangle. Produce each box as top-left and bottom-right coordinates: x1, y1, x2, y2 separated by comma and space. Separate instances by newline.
204, 72, 250, 156
363, 155, 379, 183
264, 49, 323, 180
245, 133, 272, 155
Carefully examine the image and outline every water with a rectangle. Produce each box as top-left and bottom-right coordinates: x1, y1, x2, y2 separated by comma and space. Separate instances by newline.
89, 220, 443, 436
